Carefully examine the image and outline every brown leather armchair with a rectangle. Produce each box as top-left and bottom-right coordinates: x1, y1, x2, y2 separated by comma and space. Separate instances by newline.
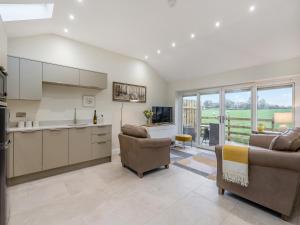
215, 133, 300, 220
119, 124, 171, 178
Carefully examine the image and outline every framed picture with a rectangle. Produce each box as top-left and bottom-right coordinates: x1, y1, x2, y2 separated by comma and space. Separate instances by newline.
82, 95, 96, 108
113, 82, 146, 103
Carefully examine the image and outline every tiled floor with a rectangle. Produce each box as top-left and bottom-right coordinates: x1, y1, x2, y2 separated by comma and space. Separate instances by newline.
8, 153, 300, 225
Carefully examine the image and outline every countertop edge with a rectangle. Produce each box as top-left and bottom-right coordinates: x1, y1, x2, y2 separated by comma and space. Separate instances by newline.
8, 124, 112, 133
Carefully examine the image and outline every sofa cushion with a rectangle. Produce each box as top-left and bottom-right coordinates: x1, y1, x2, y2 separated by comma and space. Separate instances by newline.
121, 124, 149, 138
270, 128, 300, 152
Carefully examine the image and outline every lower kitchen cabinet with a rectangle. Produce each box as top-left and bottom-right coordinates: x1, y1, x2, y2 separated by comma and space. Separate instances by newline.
14, 131, 43, 177
43, 129, 69, 170
69, 127, 92, 164
92, 141, 111, 159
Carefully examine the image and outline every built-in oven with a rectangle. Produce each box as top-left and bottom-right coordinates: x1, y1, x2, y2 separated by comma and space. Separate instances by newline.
0, 67, 7, 103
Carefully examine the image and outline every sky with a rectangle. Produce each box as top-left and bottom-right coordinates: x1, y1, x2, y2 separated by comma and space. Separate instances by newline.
183, 87, 292, 107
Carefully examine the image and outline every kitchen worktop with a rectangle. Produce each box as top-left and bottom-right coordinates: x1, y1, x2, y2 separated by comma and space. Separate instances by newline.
8, 123, 111, 132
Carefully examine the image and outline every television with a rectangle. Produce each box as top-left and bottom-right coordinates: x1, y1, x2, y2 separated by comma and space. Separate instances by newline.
152, 107, 173, 124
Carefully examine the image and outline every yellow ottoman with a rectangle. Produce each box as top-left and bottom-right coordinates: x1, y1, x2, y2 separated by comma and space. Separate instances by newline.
175, 134, 193, 148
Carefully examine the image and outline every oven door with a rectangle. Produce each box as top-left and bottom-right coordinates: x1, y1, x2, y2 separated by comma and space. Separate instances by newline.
0, 71, 7, 101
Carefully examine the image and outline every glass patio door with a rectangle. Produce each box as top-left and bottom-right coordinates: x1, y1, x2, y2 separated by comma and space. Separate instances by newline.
182, 95, 198, 143
224, 88, 253, 145
198, 90, 225, 150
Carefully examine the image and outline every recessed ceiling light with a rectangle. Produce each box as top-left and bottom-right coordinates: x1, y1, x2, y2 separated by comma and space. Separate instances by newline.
215, 21, 221, 28
144, 55, 149, 60
190, 33, 195, 39
249, 5, 256, 12
64, 28, 69, 33
69, 14, 75, 20
157, 49, 161, 55
0, 3, 54, 22
77, 0, 83, 2
171, 42, 176, 47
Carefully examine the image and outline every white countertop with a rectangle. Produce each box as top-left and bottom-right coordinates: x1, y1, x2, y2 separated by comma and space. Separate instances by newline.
8, 123, 112, 132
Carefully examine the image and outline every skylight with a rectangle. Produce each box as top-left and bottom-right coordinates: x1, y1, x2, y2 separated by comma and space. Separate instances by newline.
0, 3, 54, 22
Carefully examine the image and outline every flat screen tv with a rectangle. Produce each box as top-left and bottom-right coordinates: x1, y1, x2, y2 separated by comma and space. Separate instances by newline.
152, 107, 173, 124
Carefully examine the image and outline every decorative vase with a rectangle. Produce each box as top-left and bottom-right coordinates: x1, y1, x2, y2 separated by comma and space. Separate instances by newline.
147, 118, 152, 126
257, 123, 265, 133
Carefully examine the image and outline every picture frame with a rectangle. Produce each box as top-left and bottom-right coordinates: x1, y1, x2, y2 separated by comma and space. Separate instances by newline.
82, 95, 96, 108
112, 82, 146, 103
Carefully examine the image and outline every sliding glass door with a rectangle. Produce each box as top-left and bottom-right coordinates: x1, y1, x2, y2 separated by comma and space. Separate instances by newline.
181, 83, 294, 150
182, 95, 197, 142
199, 90, 223, 150
224, 88, 252, 144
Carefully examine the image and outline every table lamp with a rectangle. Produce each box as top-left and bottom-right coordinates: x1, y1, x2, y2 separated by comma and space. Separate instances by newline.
274, 112, 293, 131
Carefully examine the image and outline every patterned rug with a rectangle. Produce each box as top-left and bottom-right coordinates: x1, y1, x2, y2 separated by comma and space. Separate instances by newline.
171, 146, 217, 180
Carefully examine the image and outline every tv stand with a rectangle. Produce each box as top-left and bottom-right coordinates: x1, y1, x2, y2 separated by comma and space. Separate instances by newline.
143, 124, 177, 139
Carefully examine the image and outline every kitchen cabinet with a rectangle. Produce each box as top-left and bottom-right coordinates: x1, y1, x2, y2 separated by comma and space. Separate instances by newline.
91, 126, 111, 159
92, 141, 111, 159
7, 56, 20, 99
69, 127, 92, 164
43, 63, 79, 86
14, 131, 42, 177
79, 70, 107, 89
7, 56, 42, 100
7, 133, 14, 178
43, 129, 69, 170
20, 58, 42, 100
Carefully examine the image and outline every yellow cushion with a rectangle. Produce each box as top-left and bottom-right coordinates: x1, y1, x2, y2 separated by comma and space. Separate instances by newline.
176, 134, 192, 142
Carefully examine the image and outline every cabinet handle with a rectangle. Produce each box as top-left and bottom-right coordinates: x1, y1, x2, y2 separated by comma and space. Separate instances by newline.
97, 133, 106, 136
20, 130, 40, 133
49, 129, 63, 132
97, 141, 106, 144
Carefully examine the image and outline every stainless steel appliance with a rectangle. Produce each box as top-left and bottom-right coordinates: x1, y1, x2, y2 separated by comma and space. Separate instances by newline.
0, 67, 7, 225
0, 67, 7, 102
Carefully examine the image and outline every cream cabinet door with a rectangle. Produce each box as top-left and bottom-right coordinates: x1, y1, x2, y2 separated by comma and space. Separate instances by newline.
14, 131, 42, 176
43, 129, 69, 170
92, 141, 111, 159
43, 63, 80, 86
7, 133, 14, 178
7, 56, 20, 100
69, 127, 92, 164
20, 59, 42, 100
79, 70, 107, 89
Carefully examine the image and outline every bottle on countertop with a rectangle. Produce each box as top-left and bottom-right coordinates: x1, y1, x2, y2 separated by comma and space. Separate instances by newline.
99, 114, 104, 124
93, 110, 97, 124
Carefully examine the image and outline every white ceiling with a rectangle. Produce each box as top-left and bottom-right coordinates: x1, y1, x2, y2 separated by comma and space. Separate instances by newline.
1, 0, 300, 81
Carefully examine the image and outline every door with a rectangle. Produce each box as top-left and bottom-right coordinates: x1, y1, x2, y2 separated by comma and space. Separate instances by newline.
224, 88, 252, 145
182, 95, 197, 143
14, 131, 43, 176
198, 90, 224, 150
69, 127, 92, 164
43, 129, 69, 170
20, 59, 42, 100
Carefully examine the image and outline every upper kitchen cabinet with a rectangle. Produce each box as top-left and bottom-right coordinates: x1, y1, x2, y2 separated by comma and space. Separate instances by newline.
42, 63, 80, 86
7, 56, 20, 99
79, 70, 107, 89
20, 58, 42, 100
7, 56, 42, 100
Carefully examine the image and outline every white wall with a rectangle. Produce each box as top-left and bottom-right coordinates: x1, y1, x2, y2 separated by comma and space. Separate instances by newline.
168, 57, 300, 128
7, 34, 169, 148
0, 17, 7, 68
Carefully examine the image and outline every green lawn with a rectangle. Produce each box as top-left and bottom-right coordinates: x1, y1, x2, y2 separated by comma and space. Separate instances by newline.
200, 108, 292, 144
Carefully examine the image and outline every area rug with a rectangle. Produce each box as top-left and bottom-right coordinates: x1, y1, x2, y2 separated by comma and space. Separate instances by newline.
171, 147, 217, 180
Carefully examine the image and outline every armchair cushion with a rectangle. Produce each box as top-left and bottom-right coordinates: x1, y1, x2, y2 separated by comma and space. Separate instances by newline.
270, 129, 300, 152
121, 124, 149, 138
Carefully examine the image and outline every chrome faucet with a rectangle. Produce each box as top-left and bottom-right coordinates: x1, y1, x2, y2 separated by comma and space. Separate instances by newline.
73, 108, 77, 125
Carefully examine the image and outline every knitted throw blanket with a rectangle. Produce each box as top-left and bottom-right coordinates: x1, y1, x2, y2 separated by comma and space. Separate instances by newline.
222, 145, 249, 187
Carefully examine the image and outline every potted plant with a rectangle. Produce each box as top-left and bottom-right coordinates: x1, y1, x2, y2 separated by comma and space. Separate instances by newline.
143, 109, 154, 126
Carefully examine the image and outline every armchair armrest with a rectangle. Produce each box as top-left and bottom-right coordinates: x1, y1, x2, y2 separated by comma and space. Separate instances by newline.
249, 134, 277, 149
137, 138, 172, 149
216, 145, 300, 172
